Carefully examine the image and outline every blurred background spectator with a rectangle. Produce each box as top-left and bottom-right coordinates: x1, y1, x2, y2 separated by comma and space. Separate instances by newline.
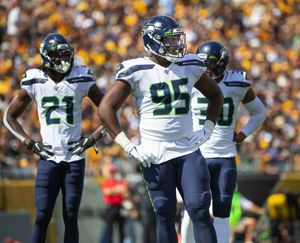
230, 191, 264, 243
99, 163, 128, 243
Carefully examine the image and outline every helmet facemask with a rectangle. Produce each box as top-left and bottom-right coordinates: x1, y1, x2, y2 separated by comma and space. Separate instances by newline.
160, 30, 186, 62
40, 39, 74, 74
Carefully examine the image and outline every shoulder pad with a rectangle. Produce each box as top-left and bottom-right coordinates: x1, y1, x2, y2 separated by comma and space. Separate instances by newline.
223, 70, 251, 87
71, 65, 93, 75
21, 69, 47, 86
117, 58, 155, 79
175, 54, 206, 67
65, 65, 95, 83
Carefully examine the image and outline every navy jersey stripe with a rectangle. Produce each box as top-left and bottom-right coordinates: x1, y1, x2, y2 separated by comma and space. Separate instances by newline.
117, 64, 155, 78
175, 59, 205, 66
65, 76, 95, 83
224, 81, 251, 87
21, 78, 47, 86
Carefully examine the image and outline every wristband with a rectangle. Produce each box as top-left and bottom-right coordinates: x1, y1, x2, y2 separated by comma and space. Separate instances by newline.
204, 120, 215, 136
114, 131, 133, 152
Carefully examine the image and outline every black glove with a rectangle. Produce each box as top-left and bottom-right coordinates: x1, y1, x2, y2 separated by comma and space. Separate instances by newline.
26, 140, 54, 159
68, 136, 95, 155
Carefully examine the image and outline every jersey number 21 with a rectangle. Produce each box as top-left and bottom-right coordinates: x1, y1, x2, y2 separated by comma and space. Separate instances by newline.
42, 96, 74, 125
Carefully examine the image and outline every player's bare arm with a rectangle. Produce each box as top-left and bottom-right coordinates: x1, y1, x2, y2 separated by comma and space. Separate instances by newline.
98, 80, 131, 139
98, 80, 153, 168
3, 88, 32, 146
88, 83, 104, 107
187, 72, 223, 146
87, 83, 106, 140
194, 72, 224, 125
4, 88, 53, 158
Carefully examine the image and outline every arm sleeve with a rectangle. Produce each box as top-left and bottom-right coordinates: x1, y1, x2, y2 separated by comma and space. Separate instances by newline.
241, 97, 267, 136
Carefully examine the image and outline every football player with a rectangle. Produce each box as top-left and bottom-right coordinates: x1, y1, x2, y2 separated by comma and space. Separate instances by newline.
3, 33, 106, 243
98, 16, 223, 243
181, 41, 267, 243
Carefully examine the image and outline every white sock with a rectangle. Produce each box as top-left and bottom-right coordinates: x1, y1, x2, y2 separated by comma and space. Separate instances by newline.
214, 217, 230, 243
181, 210, 195, 243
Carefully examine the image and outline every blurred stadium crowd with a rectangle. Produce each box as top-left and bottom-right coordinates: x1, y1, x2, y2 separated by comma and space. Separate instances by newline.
0, 0, 300, 178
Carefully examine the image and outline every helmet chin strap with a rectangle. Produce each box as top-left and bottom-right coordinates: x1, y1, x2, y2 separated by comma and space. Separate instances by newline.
146, 46, 184, 65
154, 51, 179, 63
156, 47, 181, 63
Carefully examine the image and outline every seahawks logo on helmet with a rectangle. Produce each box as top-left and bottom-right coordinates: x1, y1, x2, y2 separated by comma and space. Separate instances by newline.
142, 15, 187, 63
196, 40, 229, 78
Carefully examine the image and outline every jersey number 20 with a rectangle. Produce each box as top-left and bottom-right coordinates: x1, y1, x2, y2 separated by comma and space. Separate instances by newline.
42, 96, 74, 125
197, 97, 234, 126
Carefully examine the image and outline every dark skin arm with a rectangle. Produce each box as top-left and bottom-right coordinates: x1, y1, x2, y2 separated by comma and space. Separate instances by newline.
241, 87, 256, 105
87, 84, 106, 141
98, 80, 131, 139
88, 84, 104, 106
4, 89, 33, 146
194, 72, 224, 124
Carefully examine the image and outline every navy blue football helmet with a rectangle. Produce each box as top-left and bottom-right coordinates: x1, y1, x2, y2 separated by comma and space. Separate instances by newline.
39, 33, 74, 73
196, 41, 229, 78
141, 15, 186, 62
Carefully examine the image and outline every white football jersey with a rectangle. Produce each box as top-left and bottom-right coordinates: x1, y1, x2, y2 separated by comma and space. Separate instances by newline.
116, 54, 207, 163
191, 70, 251, 158
21, 65, 95, 163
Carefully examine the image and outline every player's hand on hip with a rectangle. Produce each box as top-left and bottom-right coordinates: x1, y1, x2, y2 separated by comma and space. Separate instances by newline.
126, 144, 154, 168
68, 136, 95, 155
233, 131, 247, 144
187, 120, 214, 146
114, 131, 154, 167
26, 140, 54, 159
188, 129, 211, 146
